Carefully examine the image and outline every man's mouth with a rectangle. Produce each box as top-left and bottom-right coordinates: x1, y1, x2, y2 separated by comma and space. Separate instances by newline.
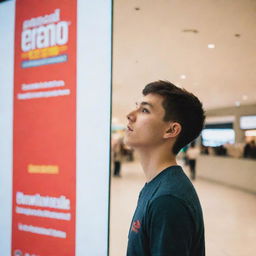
127, 125, 133, 132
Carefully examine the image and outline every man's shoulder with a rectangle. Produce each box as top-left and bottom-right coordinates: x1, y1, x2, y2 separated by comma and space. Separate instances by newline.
148, 194, 189, 217
153, 166, 196, 199
148, 166, 202, 215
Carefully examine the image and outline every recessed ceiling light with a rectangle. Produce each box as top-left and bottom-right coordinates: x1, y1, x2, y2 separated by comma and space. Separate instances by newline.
180, 75, 186, 80
235, 101, 240, 107
208, 44, 215, 49
242, 95, 248, 100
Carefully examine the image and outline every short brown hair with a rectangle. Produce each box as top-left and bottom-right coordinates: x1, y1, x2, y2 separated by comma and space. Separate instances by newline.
143, 80, 205, 154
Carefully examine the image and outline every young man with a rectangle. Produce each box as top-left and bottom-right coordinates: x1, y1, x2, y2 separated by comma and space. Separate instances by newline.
124, 80, 205, 256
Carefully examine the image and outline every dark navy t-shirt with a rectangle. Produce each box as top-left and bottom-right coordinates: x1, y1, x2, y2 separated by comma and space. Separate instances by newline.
126, 165, 205, 256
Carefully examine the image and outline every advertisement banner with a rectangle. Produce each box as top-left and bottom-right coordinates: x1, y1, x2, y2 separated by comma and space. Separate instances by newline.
12, 0, 77, 255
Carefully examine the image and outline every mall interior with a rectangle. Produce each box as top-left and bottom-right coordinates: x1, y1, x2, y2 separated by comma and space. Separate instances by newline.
0, 0, 255, 255
110, 0, 256, 256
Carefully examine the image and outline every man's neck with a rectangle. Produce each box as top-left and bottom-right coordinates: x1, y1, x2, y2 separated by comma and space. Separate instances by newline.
137, 145, 177, 182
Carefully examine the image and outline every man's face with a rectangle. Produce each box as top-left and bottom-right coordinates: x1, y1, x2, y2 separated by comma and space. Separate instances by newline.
124, 93, 171, 148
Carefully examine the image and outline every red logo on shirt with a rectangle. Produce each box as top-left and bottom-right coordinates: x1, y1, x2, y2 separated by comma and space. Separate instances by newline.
132, 220, 141, 233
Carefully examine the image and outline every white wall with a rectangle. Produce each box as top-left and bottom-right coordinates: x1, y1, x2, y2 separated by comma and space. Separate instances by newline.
76, 0, 112, 255
0, 1, 15, 254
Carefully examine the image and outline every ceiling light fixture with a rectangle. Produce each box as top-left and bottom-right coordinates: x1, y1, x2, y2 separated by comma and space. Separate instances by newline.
242, 95, 248, 100
182, 29, 199, 34
208, 44, 215, 49
180, 75, 186, 80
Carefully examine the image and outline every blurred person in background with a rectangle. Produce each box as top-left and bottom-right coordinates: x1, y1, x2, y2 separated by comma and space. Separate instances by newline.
186, 141, 200, 180
112, 131, 123, 177
243, 140, 256, 159
181, 144, 189, 165
124, 80, 205, 256
122, 144, 134, 161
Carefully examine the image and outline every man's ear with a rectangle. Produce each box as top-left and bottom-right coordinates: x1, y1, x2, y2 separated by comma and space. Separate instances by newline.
163, 122, 182, 139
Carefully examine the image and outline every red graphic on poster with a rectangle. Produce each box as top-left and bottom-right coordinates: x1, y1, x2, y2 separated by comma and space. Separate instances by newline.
12, 0, 77, 255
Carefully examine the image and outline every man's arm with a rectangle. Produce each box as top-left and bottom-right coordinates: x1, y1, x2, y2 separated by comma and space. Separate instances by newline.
146, 195, 194, 256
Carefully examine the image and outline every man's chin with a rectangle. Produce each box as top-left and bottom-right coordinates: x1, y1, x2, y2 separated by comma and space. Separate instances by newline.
123, 136, 131, 146
124, 136, 135, 148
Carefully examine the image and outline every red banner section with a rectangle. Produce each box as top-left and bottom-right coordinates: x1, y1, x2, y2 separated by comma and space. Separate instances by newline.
12, 0, 77, 255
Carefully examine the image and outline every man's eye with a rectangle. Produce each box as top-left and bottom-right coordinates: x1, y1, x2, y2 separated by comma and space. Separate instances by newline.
141, 108, 149, 113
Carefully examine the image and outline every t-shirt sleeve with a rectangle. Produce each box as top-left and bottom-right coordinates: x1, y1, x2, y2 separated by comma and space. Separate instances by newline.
146, 195, 193, 256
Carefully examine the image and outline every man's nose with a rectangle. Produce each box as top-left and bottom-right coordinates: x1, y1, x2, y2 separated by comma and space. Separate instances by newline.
127, 109, 136, 122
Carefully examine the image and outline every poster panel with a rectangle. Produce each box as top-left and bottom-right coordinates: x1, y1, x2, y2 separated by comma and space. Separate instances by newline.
0, 0, 112, 255
12, 0, 77, 255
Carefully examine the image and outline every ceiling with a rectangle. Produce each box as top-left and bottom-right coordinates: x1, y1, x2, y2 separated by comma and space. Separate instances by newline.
112, 0, 256, 124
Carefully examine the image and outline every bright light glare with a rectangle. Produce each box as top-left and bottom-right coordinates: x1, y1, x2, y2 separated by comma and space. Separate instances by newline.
208, 44, 215, 49
112, 117, 118, 122
240, 116, 256, 129
202, 129, 235, 147
245, 130, 256, 137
